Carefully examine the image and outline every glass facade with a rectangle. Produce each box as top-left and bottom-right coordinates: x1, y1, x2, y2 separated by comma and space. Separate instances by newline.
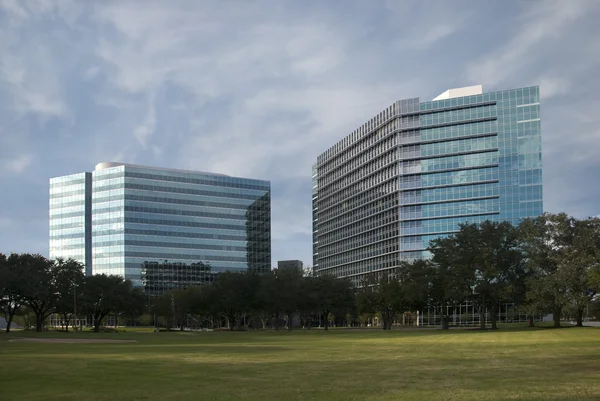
50, 163, 271, 289
49, 172, 92, 275
313, 86, 542, 285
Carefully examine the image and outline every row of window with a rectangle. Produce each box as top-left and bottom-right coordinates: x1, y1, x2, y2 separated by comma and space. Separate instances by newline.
318, 197, 397, 235
94, 194, 254, 211
401, 234, 448, 251
400, 214, 499, 236
94, 251, 250, 262
58, 239, 248, 252
318, 181, 397, 222
92, 205, 248, 221
401, 182, 499, 205
318, 148, 397, 198
400, 198, 499, 220
319, 135, 397, 185
402, 151, 498, 175
93, 183, 268, 201
420, 105, 496, 127
400, 135, 498, 160
317, 225, 399, 259
399, 167, 499, 190
419, 120, 498, 143
318, 209, 398, 247
315, 252, 398, 281
49, 183, 86, 195
318, 238, 399, 270
318, 165, 397, 207
92, 171, 269, 191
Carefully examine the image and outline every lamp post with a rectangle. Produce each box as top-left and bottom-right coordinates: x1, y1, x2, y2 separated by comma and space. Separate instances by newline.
73, 282, 77, 333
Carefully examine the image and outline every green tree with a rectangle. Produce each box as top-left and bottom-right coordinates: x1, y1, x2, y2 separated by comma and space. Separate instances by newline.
53, 258, 85, 332
356, 271, 406, 330
273, 266, 304, 331
20, 254, 57, 332
315, 274, 355, 331
151, 291, 176, 330
0, 253, 29, 332
399, 259, 433, 314
561, 217, 600, 326
453, 221, 524, 329
81, 274, 138, 332
429, 236, 475, 330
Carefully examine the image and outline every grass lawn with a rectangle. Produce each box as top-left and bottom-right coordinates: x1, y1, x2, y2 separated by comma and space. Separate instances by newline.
1, 326, 600, 401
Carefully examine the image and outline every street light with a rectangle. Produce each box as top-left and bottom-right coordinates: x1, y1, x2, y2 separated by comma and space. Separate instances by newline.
73, 282, 78, 333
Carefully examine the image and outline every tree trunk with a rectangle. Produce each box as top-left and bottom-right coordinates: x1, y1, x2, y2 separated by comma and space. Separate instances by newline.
287, 314, 293, 331
5, 310, 16, 333
490, 304, 498, 330
528, 317, 534, 327
576, 307, 584, 327
553, 306, 561, 328
479, 305, 486, 329
35, 315, 44, 332
441, 316, 449, 330
63, 313, 70, 332
323, 312, 329, 331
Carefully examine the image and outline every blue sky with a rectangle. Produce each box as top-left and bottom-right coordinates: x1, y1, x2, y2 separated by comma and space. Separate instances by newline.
1, 0, 599, 267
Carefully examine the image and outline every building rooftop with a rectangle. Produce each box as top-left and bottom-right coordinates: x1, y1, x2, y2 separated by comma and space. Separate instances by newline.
432, 85, 483, 101
94, 162, 230, 177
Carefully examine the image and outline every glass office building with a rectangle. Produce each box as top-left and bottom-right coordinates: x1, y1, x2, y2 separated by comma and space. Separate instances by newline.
50, 162, 271, 289
49, 173, 93, 275
313, 85, 542, 284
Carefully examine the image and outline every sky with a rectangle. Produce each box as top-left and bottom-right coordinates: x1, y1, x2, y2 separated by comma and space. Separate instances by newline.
1, 0, 600, 267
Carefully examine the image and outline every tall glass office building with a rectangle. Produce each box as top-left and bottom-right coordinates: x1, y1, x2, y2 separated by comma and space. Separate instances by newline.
49, 173, 93, 276
313, 85, 542, 284
50, 163, 271, 289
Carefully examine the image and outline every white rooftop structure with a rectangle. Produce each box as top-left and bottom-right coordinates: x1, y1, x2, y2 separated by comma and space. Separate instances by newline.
433, 85, 483, 101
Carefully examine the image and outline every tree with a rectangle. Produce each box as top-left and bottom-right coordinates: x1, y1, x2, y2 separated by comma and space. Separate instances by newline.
298, 276, 319, 329
0, 253, 29, 332
561, 217, 600, 326
400, 259, 434, 316
81, 274, 138, 332
214, 272, 256, 330
275, 266, 304, 331
173, 286, 203, 331
450, 221, 524, 329
151, 291, 176, 330
428, 236, 475, 330
356, 270, 405, 330
53, 258, 85, 332
520, 213, 583, 328
20, 254, 57, 332
315, 274, 355, 331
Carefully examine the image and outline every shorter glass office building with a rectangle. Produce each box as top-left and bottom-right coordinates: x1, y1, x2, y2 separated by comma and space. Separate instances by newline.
50, 163, 271, 290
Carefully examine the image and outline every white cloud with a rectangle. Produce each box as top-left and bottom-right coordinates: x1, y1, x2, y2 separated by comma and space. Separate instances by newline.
1, 0, 600, 266
466, 0, 590, 87
0, 154, 34, 174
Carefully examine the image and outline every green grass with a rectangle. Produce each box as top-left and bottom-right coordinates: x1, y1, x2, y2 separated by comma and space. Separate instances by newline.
1, 326, 600, 401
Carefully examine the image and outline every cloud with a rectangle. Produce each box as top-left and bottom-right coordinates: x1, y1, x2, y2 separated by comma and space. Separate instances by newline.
1, 0, 600, 267
465, 0, 591, 88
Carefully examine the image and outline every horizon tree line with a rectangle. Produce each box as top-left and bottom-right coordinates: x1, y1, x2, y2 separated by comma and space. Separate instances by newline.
2, 213, 600, 333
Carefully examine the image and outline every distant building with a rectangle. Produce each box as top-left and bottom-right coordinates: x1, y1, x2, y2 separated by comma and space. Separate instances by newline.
50, 162, 271, 290
277, 260, 303, 271
313, 85, 543, 285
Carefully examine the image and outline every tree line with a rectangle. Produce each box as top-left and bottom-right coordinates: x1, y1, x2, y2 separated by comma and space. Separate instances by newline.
0, 255, 145, 333
2, 213, 599, 333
